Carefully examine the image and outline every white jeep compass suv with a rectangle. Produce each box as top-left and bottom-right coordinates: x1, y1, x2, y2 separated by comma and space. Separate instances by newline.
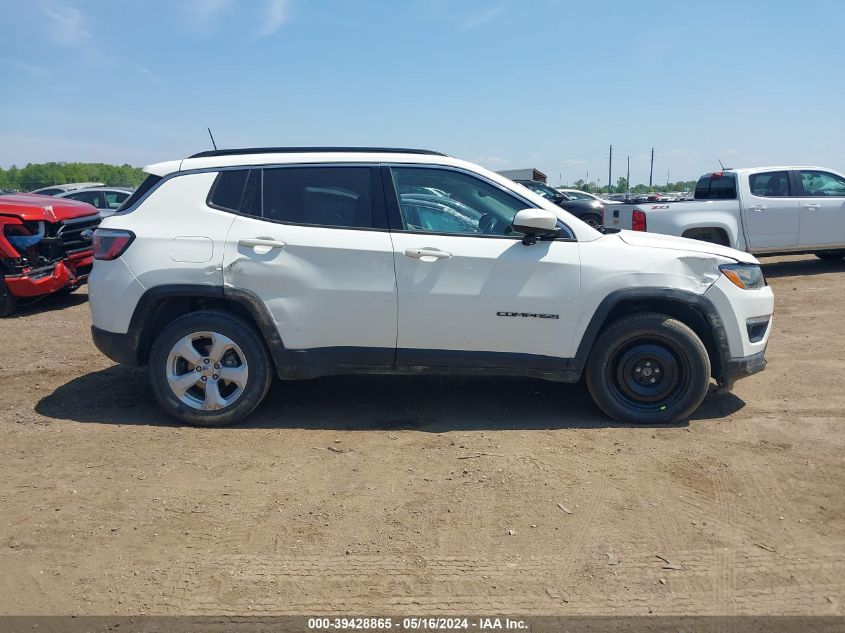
88, 147, 774, 427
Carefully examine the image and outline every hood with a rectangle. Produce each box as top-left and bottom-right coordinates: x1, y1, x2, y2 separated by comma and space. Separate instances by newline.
617, 230, 758, 264
0, 193, 99, 222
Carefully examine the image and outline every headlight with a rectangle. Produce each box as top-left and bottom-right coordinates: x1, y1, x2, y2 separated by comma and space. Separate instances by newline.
719, 263, 765, 290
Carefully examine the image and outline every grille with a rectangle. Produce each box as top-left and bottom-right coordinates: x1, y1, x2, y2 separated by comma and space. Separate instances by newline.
57, 216, 100, 254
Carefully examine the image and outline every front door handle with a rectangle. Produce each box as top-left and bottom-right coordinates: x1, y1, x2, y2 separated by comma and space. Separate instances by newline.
404, 247, 452, 262
804, 204, 820, 211
239, 238, 287, 249
750, 205, 767, 212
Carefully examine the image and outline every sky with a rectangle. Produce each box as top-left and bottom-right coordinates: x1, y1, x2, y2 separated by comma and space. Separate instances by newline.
1, 0, 843, 186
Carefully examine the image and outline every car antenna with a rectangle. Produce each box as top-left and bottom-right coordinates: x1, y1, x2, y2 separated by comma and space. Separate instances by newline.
207, 127, 218, 151
717, 157, 725, 170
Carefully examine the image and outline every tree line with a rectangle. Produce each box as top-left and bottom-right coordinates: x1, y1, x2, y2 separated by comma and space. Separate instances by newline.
0, 162, 146, 192
566, 177, 699, 195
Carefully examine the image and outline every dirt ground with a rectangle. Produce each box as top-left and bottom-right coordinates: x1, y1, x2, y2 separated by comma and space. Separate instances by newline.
0, 254, 843, 617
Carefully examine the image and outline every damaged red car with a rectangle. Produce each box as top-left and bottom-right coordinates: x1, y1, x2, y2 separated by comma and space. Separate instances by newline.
0, 193, 100, 316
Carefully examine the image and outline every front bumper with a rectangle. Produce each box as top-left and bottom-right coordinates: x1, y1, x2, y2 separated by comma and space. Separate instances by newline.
3, 253, 94, 298
718, 348, 767, 392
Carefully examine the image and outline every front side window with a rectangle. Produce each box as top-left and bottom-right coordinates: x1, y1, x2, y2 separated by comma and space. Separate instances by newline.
262, 167, 373, 229
749, 171, 791, 197
800, 170, 845, 197
67, 190, 106, 207
392, 167, 530, 236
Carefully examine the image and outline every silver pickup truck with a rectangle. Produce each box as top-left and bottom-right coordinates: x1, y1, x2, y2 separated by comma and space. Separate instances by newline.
606, 167, 845, 260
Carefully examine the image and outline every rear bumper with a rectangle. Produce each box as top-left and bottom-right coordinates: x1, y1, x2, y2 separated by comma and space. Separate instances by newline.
3, 253, 94, 298
718, 348, 767, 392
91, 325, 141, 366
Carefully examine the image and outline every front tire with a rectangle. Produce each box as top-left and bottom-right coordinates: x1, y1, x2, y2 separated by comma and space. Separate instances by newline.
815, 250, 845, 262
586, 312, 711, 424
148, 311, 273, 427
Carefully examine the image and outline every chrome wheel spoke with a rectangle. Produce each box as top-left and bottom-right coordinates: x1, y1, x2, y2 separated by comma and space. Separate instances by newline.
169, 371, 200, 396
171, 336, 203, 366
204, 379, 227, 411
207, 332, 235, 363
217, 364, 247, 386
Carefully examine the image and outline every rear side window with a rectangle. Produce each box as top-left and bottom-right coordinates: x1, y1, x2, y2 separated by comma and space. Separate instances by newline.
66, 190, 106, 207
208, 169, 249, 211
262, 167, 373, 229
694, 173, 737, 200
749, 171, 791, 197
116, 175, 162, 212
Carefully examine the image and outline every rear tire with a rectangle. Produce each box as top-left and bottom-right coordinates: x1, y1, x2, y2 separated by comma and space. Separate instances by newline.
815, 251, 845, 262
586, 312, 711, 424
148, 311, 273, 427
0, 279, 17, 317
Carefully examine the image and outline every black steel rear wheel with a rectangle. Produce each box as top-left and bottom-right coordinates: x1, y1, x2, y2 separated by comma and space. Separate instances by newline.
586, 312, 711, 424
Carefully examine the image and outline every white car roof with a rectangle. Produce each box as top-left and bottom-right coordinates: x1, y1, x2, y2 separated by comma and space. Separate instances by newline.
56, 186, 134, 195
32, 181, 104, 192
721, 166, 837, 174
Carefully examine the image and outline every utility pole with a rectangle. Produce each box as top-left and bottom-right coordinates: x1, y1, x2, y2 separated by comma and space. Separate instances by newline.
649, 147, 654, 189
626, 156, 630, 193
667, 169, 670, 187
608, 145, 612, 195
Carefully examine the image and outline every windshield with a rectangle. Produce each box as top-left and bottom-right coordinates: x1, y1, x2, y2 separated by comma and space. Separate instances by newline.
518, 181, 560, 199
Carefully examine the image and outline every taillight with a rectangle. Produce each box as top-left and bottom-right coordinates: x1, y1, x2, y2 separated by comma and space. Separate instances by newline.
632, 209, 647, 232
93, 229, 135, 260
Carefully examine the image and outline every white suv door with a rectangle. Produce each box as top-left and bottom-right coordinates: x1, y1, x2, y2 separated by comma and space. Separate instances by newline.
219, 166, 398, 364
796, 169, 845, 248
743, 170, 799, 250
385, 165, 581, 366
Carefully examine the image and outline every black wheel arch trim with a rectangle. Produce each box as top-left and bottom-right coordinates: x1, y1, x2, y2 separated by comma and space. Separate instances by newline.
572, 287, 734, 385
112, 284, 284, 371
102, 284, 754, 389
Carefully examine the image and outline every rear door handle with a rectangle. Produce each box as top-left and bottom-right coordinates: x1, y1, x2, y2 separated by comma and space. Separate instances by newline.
804, 204, 820, 210
238, 238, 287, 249
750, 205, 767, 212
404, 247, 452, 262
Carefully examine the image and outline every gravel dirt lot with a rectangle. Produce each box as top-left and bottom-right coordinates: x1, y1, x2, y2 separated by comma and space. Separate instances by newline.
1, 254, 843, 616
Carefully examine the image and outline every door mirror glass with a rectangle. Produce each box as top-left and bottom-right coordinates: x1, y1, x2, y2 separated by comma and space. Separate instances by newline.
512, 209, 559, 245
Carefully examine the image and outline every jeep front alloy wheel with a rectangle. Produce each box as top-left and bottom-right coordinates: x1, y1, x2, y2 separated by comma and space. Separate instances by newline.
148, 311, 272, 426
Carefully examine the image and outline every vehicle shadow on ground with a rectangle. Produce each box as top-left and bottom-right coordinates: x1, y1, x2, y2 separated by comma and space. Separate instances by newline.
6, 290, 88, 317
36, 365, 746, 431
760, 257, 845, 278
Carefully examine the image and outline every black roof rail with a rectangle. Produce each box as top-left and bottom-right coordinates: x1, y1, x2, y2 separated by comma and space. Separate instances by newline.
188, 147, 447, 159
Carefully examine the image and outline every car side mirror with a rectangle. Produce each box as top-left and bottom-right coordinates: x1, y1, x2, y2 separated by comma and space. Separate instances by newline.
512, 209, 559, 245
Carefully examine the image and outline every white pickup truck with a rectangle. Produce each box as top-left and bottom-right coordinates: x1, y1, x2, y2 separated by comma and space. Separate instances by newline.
606, 166, 845, 260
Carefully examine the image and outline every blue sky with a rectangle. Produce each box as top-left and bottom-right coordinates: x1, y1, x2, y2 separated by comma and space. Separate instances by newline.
1, 0, 843, 185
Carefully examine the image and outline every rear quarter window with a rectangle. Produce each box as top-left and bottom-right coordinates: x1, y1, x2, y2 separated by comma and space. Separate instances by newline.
694, 173, 737, 200
116, 175, 162, 212
208, 169, 249, 212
